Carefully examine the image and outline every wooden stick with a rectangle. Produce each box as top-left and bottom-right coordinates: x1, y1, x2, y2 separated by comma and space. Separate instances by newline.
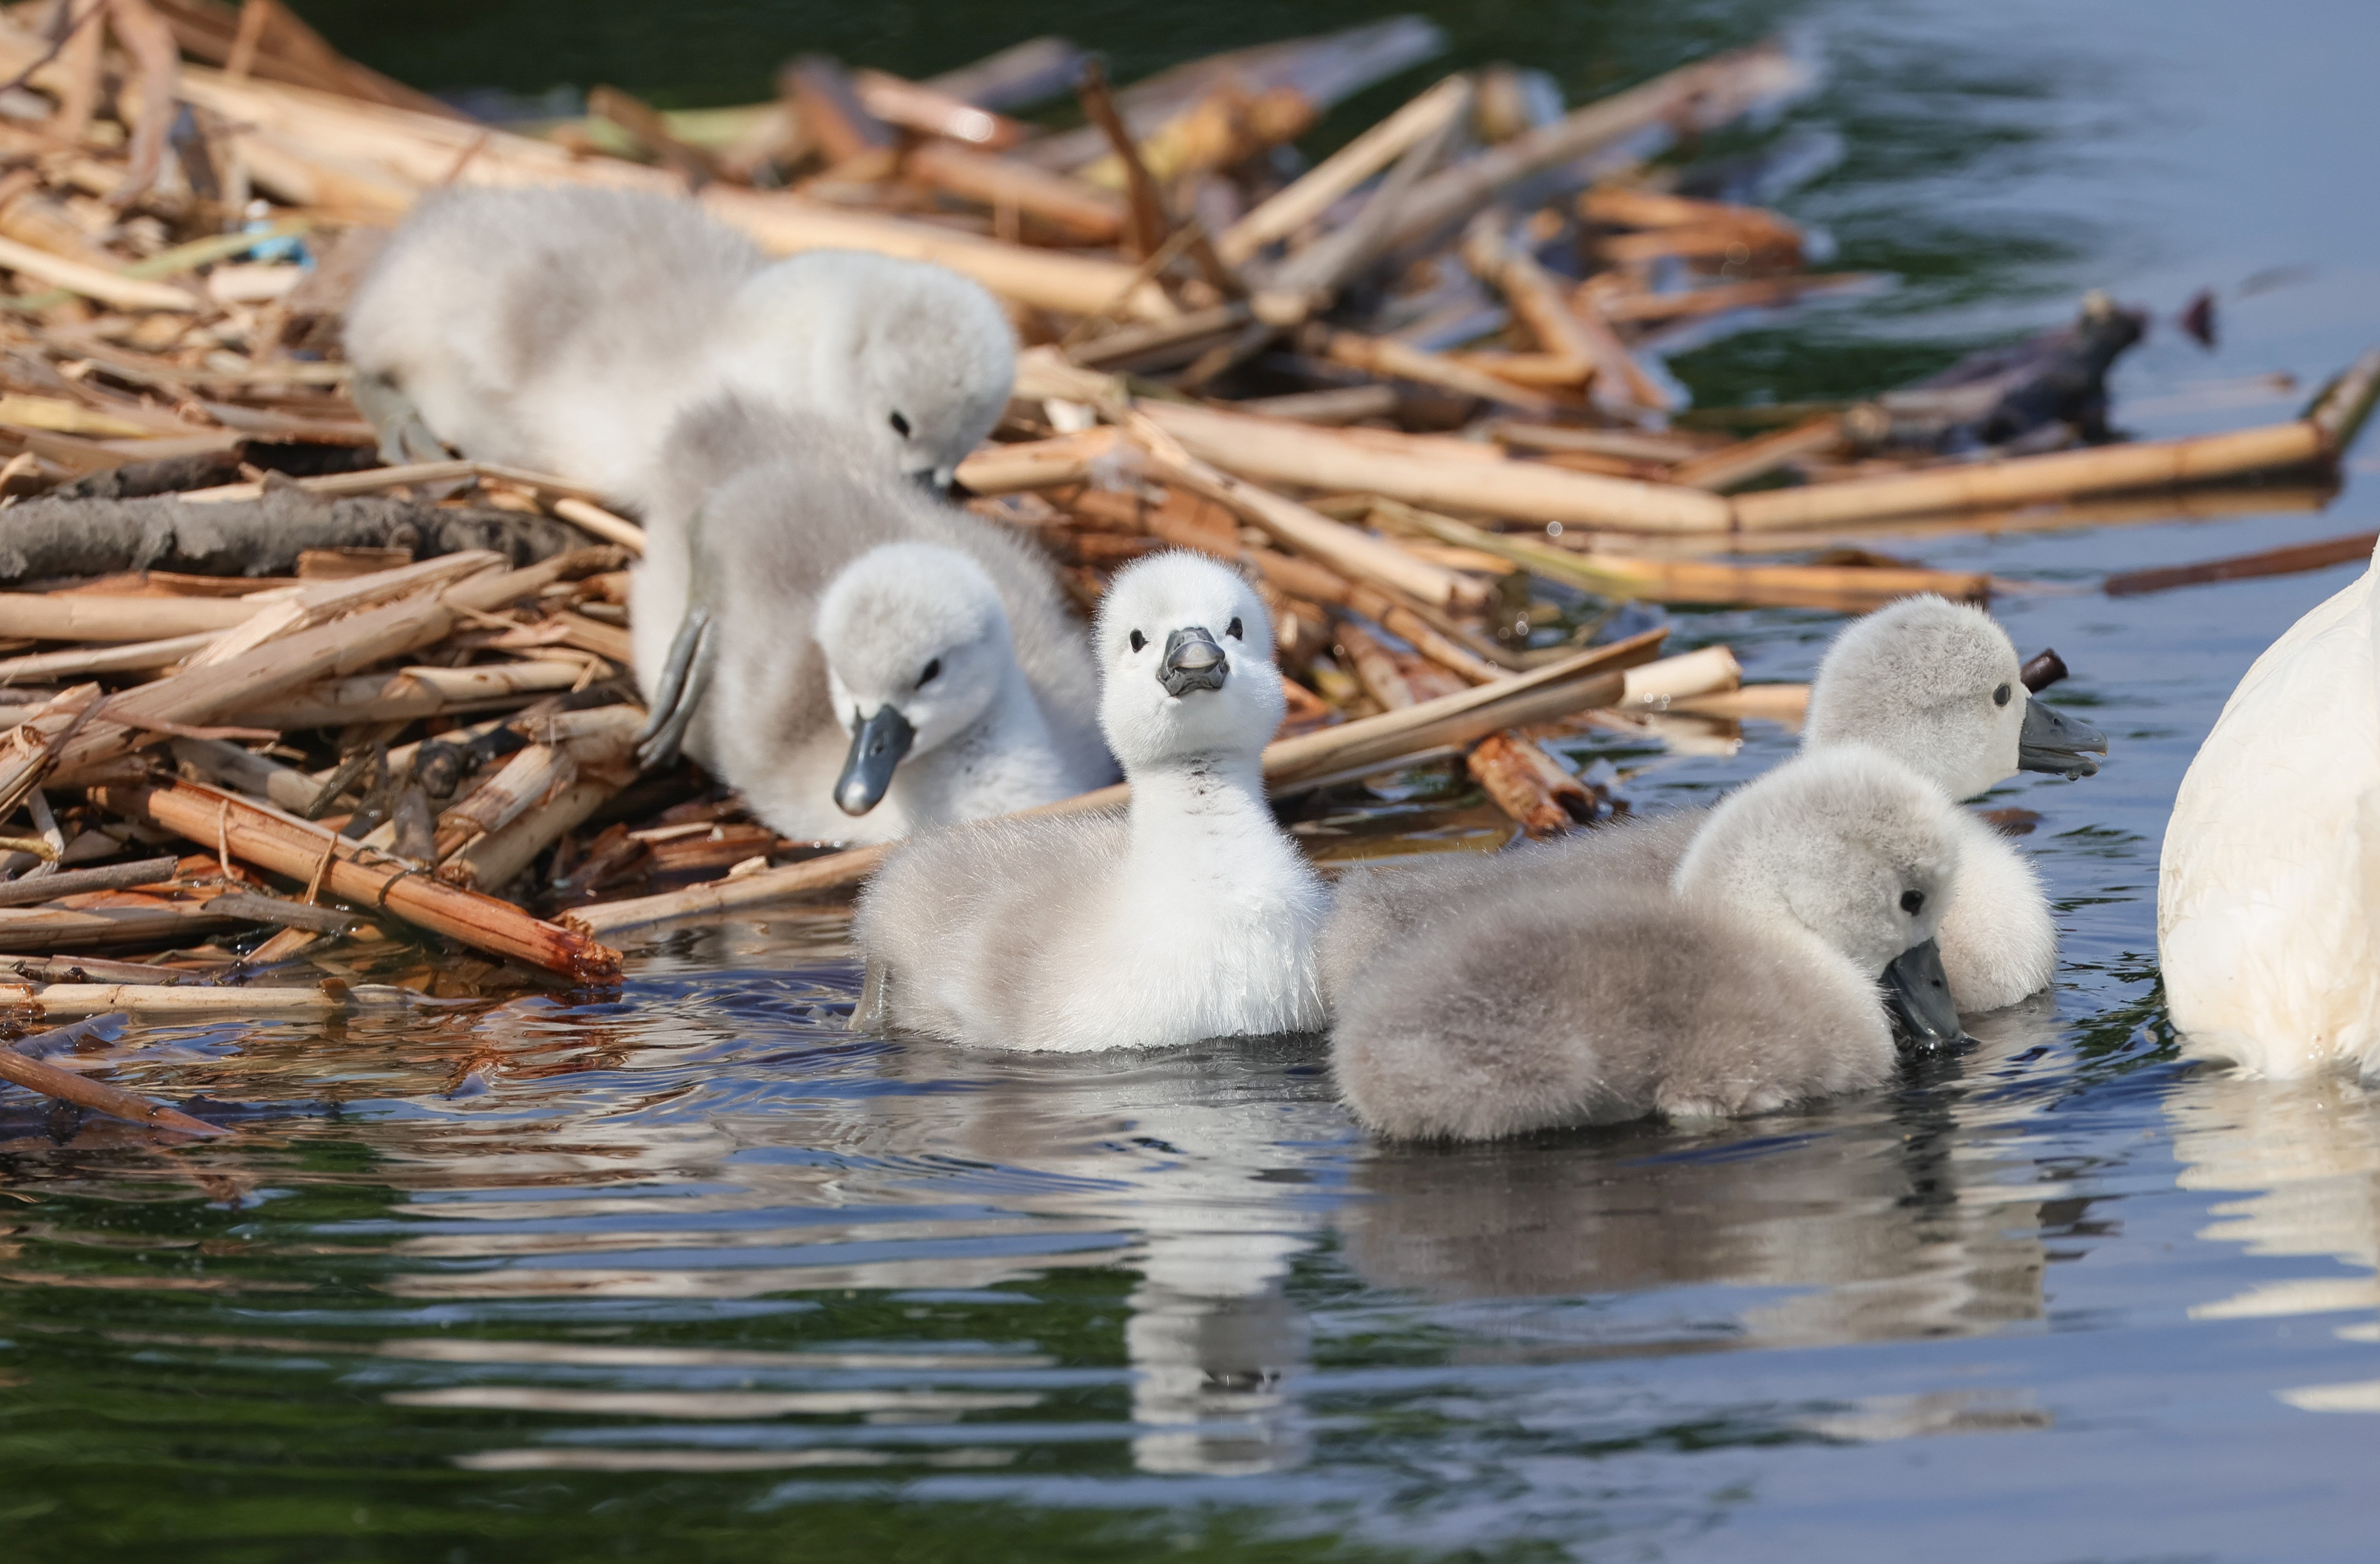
2104, 529, 2379, 597
235, 660, 592, 730
1600, 273, 1881, 323
904, 141, 1125, 244
0, 901, 235, 951
851, 67, 1027, 147
0, 980, 353, 1016
0, 1031, 227, 1134
1621, 645, 1740, 706
1217, 73, 1471, 266
1333, 618, 1416, 710
1077, 56, 1171, 261
203, 890, 364, 935
0, 632, 224, 683
446, 775, 617, 893
702, 186, 1179, 320
1468, 732, 1596, 837
955, 426, 1126, 494
1730, 418, 2330, 531
89, 778, 621, 982
0, 231, 198, 310
0, 855, 176, 906
1302, 324, 1557, 413
1668, 414, 1843, 491
0, 593, 257, 642
1138, 400, 1732, 533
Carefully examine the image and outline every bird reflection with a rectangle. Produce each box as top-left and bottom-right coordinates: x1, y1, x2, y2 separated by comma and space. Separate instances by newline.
1335, 997, 2068, 1352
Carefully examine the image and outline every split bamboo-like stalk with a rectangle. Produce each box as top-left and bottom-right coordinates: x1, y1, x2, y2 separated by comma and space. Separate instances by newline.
903, 141, 1126, 243
1668, 415, 1844, 491
1334, 618, 1417, 710
433, 706, 642, 867
1468, 733, 1596, 837
0, 981, 356, 1016
1303, 325, 1557, 413
0, 1032, 227, 1135
0, 631, 225, 682
0, 592, 258, 642
235, 660, 592, 729
1621, 645, 1741, 706
1139, 400, 1733, 533
0, 901, 236, 951
0, 232, 200, 311
955, 426, 1128, 495
89, 778, 622, 983
448, 776, 620, 893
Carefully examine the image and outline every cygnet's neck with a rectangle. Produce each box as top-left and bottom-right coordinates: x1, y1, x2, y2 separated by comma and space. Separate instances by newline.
1127, 749, 1274, 851
886, 660, 1073, 826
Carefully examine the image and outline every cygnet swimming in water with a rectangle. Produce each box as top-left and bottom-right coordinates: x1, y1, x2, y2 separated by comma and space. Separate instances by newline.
1322, 595, 2106, 1015
643, 402, 1111, 843
856, 552, 1328, 1051
343, 185, 1016, 500
1331, 746, 1968, 1142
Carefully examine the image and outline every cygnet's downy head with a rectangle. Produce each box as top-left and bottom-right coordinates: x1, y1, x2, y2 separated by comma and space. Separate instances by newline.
1094, 552, 1280, 773
1803, 595, 2106, 800
1675, 746, 1969, 1047
815, 543, 1017, 815
722, 251, 1015, 490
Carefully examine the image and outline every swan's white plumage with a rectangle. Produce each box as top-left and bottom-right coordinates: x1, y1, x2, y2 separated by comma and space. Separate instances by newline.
2160, 539, 2380, 1077
858, 553, 1327, 1051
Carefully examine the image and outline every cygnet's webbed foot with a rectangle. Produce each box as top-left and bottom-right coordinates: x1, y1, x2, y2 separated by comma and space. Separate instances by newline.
633, 607, 716, 772
351, 372, 453, 467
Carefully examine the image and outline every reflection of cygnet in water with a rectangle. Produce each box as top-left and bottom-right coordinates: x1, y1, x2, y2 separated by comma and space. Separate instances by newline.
637, 406, 1111, 842
1333, 748, 1967, 1141
1325, 596, 2105, 1017
2161, 537, 2380, 1079
859, 553, 1327, 1050
344, 186, 1014, 497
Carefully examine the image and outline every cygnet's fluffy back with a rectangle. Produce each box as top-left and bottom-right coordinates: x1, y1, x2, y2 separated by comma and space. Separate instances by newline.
345, 187, 1014, 503
1332, 748, 1961, 1141
668, 403, 1108, 841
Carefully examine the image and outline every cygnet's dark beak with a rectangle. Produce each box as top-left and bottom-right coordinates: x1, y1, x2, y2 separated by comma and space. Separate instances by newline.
1158, 626, 1229, 698
834, 704, 916, 816
2017, 696, 2108, 779
1882, 936, 1970, 1050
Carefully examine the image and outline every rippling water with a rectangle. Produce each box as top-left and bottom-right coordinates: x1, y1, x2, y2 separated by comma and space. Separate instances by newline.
11, 1, 2380, 1559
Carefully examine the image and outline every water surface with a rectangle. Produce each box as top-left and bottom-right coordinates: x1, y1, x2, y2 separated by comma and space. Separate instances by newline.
10, 2, 2380, 1558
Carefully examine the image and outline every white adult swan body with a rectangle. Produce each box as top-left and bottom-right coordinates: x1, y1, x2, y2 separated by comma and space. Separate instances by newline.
1331, 747, 1969, 1141
857, 553, 1327, 1050
2161, 537, 2380, 1077
344, 186, 1015, 501
648, 403, 1110, 843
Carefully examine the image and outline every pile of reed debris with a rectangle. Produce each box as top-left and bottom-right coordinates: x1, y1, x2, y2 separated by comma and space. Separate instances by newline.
0, 0, 2367, 1043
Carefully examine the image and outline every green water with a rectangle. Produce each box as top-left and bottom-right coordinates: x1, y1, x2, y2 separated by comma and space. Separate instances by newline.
12, 2, 2380, 1560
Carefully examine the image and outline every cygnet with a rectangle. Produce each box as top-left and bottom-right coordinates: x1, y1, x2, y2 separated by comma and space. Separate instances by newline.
1323, 596, 2107, 1015
856, 552, 1327, 1051
1332, 746, 1967, 1142
344, 185, 1015, 500
645, 405, 1111, 843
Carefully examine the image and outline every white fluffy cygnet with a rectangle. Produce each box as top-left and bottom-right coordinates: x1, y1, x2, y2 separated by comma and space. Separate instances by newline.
648, 406, 1111, 843
1331, 746, 1967, 1142
856, 552, 1328, 1051
2161, 536, 2380, 1078
343, 186, 1015, 501
1323, 596, 2106, 1016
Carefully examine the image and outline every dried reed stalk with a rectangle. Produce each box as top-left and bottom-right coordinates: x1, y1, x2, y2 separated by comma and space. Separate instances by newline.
0, 1033, 227, 1135
0, 855, 176, 906
89, 778, 621, 982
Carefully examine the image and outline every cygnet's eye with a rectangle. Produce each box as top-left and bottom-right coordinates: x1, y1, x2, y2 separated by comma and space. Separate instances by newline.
1128, 630, 1146, 653
1900, 889, 1926, 914
1993, 683, 2013, 707
917, 658, 941, 687
888, 411, 912, 439
1226, 616, 1244, 640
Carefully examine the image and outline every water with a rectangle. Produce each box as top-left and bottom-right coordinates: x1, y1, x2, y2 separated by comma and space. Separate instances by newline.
11, 2, 2380, 1558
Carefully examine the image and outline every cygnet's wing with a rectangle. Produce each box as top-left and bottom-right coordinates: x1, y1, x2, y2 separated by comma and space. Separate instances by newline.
345, 187, 766, 499
856, 814, 1130, 1046
1319, 805, 1709, 1006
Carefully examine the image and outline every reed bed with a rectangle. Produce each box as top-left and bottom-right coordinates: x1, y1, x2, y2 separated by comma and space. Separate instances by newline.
0, 4, 2369, 1136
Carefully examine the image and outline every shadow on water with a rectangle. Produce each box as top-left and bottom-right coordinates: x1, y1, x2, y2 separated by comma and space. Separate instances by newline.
12, 0, 2380, 1559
